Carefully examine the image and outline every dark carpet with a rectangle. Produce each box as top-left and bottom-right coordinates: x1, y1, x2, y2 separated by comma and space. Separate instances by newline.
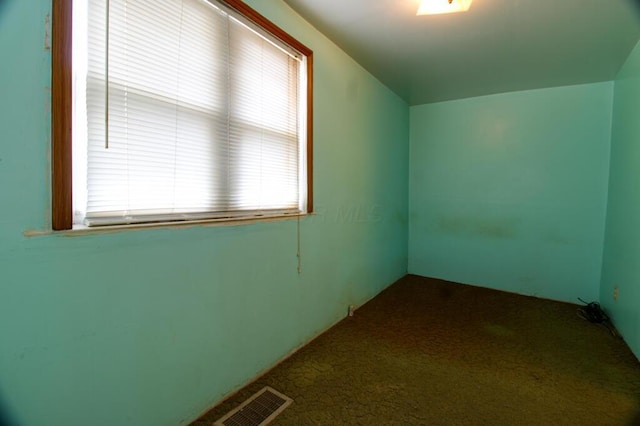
192, 275, 640, 425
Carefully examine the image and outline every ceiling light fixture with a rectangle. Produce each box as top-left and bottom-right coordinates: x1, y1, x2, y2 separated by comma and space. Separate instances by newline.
417, 0, 473, 15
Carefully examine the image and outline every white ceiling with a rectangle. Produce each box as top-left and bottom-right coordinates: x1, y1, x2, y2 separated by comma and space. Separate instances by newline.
283, 0, 640, 105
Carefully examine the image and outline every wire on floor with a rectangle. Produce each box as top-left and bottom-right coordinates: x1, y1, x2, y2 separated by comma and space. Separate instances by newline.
576, 298, 618, 337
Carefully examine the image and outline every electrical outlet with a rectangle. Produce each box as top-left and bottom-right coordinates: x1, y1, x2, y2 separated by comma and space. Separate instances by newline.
614, 285, 619, 301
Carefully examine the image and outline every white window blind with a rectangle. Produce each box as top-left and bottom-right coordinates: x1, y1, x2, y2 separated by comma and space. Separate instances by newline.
72, 0, 307, 226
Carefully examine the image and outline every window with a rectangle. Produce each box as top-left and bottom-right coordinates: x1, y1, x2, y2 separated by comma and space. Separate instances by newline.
52, 0, 313, 230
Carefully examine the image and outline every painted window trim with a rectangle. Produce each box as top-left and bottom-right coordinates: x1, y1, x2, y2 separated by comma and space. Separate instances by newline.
51, 0, 314, 231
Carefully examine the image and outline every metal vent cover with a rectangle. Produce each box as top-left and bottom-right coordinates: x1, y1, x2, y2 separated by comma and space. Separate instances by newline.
214, 386, 293, 426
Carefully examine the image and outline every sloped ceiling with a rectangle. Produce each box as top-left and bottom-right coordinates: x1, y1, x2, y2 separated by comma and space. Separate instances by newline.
283, 0, 640, 105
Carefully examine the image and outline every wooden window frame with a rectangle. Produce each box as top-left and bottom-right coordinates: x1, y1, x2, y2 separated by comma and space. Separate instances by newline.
51, 0, 313, 231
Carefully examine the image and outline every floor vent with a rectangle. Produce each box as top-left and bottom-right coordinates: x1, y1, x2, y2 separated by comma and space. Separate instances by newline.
214, 387, 293, 426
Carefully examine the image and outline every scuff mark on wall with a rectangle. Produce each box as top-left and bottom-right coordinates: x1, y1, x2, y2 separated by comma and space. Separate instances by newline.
438, 216, 518, 239
44, 12, 51, 51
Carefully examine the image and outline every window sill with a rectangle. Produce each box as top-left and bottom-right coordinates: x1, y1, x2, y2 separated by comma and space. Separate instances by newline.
25, 213, 312, 237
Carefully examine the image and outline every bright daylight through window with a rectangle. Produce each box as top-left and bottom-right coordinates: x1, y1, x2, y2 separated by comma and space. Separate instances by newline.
53, 0, 312, 229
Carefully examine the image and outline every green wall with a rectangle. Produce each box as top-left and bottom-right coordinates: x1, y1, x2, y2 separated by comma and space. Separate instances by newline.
2, 0, 639, 423
601, 39, 640, 358
409, 83, 613, 303
0, 1, 409, 425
